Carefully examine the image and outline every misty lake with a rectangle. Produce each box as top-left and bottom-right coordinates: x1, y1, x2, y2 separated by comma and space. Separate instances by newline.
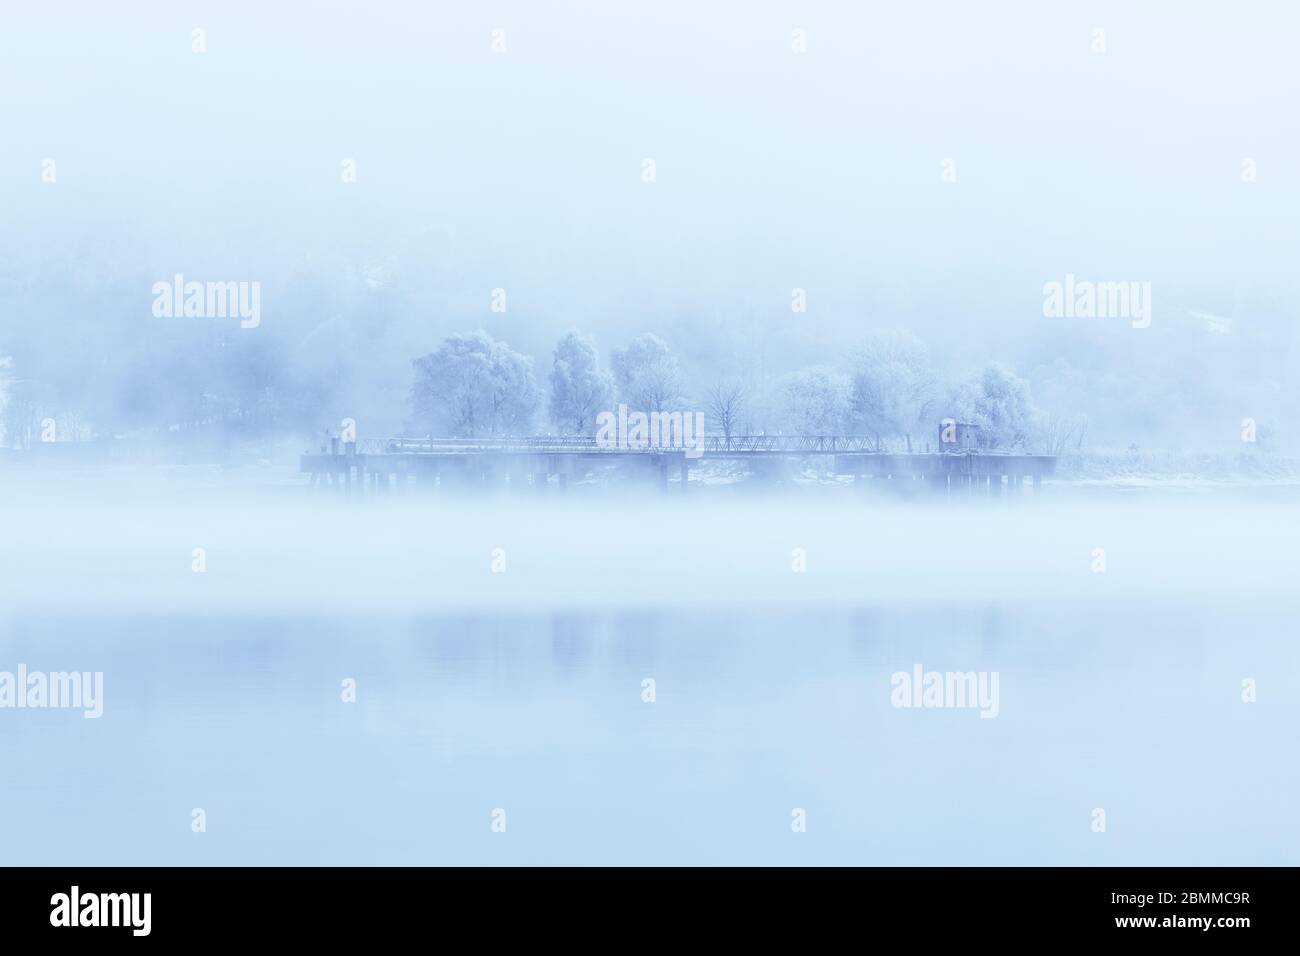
1, 477, 1297, 864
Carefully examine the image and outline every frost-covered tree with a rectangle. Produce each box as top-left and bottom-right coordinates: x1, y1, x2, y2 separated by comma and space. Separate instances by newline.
548, 331, 614, 435
946, 363, 1042, 451
847, 331, 937, 451
610, 333, 683, 413
0, 354, 12, 447
410, 331, 540, 437
0, 354, 40, 448
777, 366, 851, 435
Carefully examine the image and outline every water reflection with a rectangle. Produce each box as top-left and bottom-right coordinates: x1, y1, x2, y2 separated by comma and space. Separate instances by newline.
1, 603, 1294, 865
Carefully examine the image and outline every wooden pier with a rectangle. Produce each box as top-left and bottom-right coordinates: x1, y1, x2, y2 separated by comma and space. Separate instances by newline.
299, 436, 1056, 496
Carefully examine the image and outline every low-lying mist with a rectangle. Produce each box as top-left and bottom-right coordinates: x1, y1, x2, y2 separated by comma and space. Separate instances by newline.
2, 466, 1295, 616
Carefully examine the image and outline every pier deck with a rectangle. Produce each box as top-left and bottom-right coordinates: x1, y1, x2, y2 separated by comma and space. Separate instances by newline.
300, 437, 1056, 496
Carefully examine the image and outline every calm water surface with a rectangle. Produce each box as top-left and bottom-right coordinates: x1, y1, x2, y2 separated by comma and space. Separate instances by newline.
2, 602, 1294, 865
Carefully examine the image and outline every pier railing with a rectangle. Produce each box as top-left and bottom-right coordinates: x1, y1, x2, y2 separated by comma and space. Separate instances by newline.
356, 435, 912, 455
304, 435, 1054, 494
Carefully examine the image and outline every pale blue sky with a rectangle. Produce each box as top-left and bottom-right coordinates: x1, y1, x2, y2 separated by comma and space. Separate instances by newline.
2, 1, 1297, 442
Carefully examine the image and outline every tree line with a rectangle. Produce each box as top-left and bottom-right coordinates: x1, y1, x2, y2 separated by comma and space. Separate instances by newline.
410, 328, 1065, 453
2, 328, 1077, 454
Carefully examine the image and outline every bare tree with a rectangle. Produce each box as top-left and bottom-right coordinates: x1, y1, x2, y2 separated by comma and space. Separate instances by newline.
1043, 412, 1089, 456
706, 378, 748, 446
